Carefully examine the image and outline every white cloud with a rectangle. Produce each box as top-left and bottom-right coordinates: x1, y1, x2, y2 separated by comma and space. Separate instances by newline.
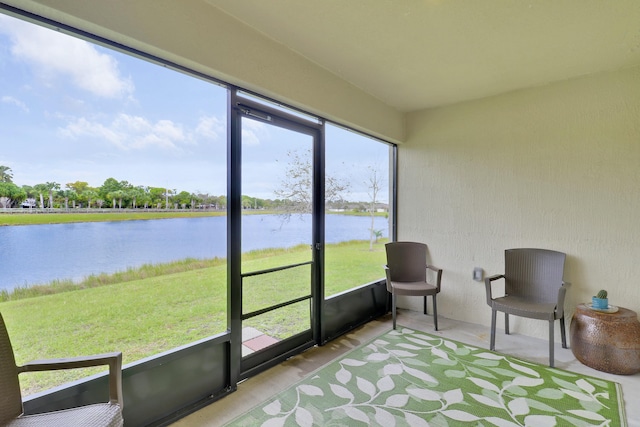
241, 129, 260, 146
116, 116, 187, 149
59, 117, 124, 148
0, 15, 134, 99
59, 114, 190, 150
241, 119, 268, 146
1, 95, 29, 112
196, 115, 224, 141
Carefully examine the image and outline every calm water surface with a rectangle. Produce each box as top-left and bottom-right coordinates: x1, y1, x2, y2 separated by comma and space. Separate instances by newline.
0, 214, 388, 291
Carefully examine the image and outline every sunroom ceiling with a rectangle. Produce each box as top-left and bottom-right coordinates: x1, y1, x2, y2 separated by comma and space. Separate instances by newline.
207, 0, 640, 112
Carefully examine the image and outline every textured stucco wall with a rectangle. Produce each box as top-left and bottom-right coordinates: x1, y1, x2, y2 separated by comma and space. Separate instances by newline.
402, 65, 640, 342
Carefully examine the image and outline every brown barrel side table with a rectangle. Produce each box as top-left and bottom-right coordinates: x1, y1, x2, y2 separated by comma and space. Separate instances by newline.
570, 303, 640, 375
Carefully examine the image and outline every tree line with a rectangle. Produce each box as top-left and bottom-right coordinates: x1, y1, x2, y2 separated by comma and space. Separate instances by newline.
0, 165, 226, 210
0, 157, 386, 216
0, 165, 375, 212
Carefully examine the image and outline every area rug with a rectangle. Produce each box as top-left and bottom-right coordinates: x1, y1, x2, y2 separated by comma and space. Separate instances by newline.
226, 327, 627, 426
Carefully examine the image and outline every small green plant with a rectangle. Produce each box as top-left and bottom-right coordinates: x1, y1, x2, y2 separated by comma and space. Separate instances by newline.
592, 289, 609, 309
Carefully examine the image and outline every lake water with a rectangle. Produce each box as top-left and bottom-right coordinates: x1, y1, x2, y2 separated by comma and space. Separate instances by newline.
0, 214, 388, 291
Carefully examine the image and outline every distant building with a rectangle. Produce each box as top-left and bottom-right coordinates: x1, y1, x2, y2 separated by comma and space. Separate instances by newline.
22, 198, 37, 208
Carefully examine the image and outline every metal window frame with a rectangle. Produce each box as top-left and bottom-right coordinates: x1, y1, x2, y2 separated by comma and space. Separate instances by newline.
0, 5, 399, 426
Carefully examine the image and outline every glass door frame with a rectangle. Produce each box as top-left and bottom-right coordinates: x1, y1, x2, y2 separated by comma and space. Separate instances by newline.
228, 89, 325, 380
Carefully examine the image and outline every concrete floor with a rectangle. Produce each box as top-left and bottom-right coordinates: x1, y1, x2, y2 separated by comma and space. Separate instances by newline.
171, 310, 640, 427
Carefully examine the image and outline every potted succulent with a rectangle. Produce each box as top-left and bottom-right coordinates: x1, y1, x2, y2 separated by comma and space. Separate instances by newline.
592, 289, 608, 309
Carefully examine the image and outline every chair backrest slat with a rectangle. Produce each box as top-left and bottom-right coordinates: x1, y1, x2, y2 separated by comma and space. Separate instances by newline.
385, 242, 427, 282
0, 312, 25, 424
504, 248, 565, 303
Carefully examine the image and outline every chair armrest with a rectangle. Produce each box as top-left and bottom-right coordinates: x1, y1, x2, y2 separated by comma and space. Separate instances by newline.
484, 274, 504, 305
556, 281, 571, 318
18, 352, 123, 407
426, 265, 443, 292
383, 265, 393, 292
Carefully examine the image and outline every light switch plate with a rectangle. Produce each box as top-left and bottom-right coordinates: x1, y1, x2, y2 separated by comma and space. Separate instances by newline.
473, 267, 484, 281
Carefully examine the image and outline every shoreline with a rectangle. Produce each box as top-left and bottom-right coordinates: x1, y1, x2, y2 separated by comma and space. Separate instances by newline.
0, 209, 386, 226
0, 210, 225, 226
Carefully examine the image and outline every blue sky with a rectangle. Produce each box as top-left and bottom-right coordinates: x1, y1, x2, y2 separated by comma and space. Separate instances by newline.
0, 13, 388, 202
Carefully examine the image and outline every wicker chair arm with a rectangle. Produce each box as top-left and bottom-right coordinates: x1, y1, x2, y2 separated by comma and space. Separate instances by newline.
426, 265, 443, 292
383, 265, 393, 292
484, 274, 505, 305
556, 281, 571, 318
18, 352, 123, 407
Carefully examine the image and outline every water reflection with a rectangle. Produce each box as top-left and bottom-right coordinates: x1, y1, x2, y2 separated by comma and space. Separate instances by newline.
0, 214, 387, 290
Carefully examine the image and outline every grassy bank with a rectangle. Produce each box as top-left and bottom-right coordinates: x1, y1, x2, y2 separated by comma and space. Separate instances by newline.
0, 240, 386, 395
0, 211, 225, 226
0, 257, 227, 302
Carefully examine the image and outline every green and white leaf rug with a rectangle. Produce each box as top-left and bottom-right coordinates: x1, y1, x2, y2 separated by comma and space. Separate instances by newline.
226, 327, 626, 426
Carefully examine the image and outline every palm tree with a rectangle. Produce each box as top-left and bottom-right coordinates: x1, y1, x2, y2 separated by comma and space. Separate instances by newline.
45, 182, 60, 209
61, 189, 77, 210
128, 187, 145, 209
33, 183, 48, 208
83, 190, 98, 211
0, 166, 14, 183
109, 190, 126, 209
138, 190, 152, 209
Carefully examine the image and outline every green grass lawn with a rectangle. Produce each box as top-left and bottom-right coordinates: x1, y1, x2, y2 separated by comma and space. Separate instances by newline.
0, 239, 386, 395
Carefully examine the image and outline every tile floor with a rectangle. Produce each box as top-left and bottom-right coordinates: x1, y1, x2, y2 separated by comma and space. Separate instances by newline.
171, 310, 640, 426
